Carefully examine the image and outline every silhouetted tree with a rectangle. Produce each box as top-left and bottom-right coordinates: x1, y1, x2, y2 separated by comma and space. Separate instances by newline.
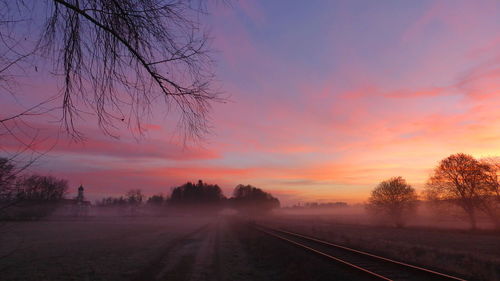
425, 153, 493, 230
17, 175, 68, 202
7, 175, 69, 219
147, 194, 166, 205
481, 158, 500, 228
126, 189, 144, 205
0, 157, 19, 217
0, 157, 39, 202
1, 158, 70, 219
1, 0, 221, 148
96, 196, 128, 207
0, 158, 16, 201
230, 184, 280, 214
169, 180, 225, 206
290, 202, 348, 209
124, 189, 143, 215
367, 177, 417, 228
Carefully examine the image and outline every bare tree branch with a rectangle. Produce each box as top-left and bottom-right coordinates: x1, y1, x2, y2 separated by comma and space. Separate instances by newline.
1, 0, 222, 143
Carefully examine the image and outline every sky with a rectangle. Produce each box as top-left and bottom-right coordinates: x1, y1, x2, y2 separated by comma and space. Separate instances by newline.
1, 0, 499, 205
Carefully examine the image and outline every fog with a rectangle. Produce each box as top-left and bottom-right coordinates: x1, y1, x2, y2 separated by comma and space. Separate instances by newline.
274, 203, 498, 230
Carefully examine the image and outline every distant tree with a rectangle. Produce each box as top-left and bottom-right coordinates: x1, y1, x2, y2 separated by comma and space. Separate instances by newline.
0, 157, 19, 217
367, 177, 417, 228
96, 190, 144, 208
96, 196, 128, 207
230, 184, 280, 214
301, 202, 348, 209
126, 189, 144, 205
7, 175, 69, 219
147, 194, 166, 205
17, 175, 68, 202
0, 157, 17, 201
1, 159, 70, 219
0, 157, 37, 203
169, 180, 225, 206
480, 158, 500, 228
125, 189, 144, 215
425, 153, 492, 230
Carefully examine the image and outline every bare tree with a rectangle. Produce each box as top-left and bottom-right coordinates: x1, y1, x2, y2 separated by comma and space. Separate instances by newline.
0, 158, 16, 198
125, 188, 143, 215
366, 177, 418, 228
126, 189, 144, 205
1, 174, 68, 220
479, 158, 500, 229
0, 156, 41, 214
425, 153, 491, 230
1, 0, 220, 143
17, 174, 68, 201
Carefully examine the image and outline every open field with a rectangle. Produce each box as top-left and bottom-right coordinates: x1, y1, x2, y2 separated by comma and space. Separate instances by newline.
0, 216, 390, 281
0, 217, 212, 281
2, 214, 499, 281
262, 214, 500, 281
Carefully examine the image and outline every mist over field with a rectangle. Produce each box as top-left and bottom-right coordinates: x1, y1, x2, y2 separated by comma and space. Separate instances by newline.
1, 203, 499, 281
1, 0, 500, 280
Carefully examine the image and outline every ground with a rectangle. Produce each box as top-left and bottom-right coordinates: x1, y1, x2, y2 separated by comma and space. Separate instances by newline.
263, 214, 500, 281
1, 214, 499, 281
0, 215, 372, 281
0, 217, 211, 281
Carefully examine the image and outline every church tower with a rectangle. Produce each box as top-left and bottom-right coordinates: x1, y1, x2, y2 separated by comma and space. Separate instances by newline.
76, 185, 84, 203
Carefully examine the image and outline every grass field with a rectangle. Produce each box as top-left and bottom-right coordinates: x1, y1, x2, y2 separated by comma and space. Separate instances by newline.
3, 214, 498, 280
264, 214, 500, 281
0, 217, 212, 281
0, 216, 371, 281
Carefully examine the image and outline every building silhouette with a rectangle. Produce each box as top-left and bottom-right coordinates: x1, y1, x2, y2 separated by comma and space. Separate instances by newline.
58, 185, 91, 217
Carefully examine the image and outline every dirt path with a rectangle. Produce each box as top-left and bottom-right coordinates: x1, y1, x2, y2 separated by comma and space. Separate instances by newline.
130, 223, 213, 281
130, 218, 249, 281
131, 217, 369, 281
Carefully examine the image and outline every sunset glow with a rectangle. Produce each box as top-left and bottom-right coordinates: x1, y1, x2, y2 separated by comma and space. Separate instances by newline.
2, 0, 499, 205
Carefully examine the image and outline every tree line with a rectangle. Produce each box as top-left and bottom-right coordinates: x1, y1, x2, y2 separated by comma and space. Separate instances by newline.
4, 152, 499, 228
0, 157, 69, 219
97, 181, 280, 214
287, 202, 348, 209
367, 153, 500, 229
1, 158, 280, 220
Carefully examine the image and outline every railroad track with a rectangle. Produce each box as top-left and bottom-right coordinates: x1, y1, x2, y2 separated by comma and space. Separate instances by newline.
255, 225, 467, 281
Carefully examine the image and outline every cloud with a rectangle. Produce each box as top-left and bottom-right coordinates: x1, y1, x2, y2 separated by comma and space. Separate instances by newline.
1, 120, 219, 161
3, 1, 499, 206
384, 87, 447, 98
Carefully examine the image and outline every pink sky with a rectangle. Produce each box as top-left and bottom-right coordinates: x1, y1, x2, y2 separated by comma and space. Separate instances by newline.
1, 0, 499, 205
